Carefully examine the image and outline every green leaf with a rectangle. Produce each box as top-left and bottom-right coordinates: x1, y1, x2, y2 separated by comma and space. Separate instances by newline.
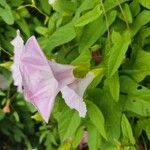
88, 89, 122, 142
100, 141, 117, 150
124, 96, 150, 117
48, 13, 58, 34
42, 23, 76, 54
88, 68, 104, 88
8, 0, 24, 7
75, 5, 102, 27
35, 26, 49, 36
131, 10, 150, 36
13, 127, 25, 142
16, 19, 31, 37
0, 109, 5, 120
0, 74, 9, 90
86, 100, 107, 139
75, 0, 99, 17
72, 50, 91, 78
104, 0, 128, 11
107, 30, 131, 77
72, 49, 91, 65
139, 0, 150, 9
120, 76, 150, 116
0, 0, 14, 24
79, 10, 117, 52
125, 46, 150, 82
39, 0, 51, 15
130, 0, 141, 17
57, 108, 81, 143
87, 123, 102, 150
13, 112, 20, 122
53, 0, 77, 15
58, 142, 71, 150
0, 90, 5, 96
122, 3, 132, 23
121, 114, 135, 145
0, 61, 13, 69
120, 76, 150, 99
31, 112, 44, 122
135, 118, 150, 140
106, 71, 120, 102
44, 132, 57, 150
18, 7, 30, 18
72, 127, 84, 149
136, 27, 150, 47
0, 68, 12, 88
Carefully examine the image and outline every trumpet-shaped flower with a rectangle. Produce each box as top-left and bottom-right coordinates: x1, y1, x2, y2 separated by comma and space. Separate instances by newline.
11, 31, 94, 122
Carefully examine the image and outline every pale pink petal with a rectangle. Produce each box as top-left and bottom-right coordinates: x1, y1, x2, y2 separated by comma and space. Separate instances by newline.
21, 67, 58, 122
61, 73, 94, 117
11, 30, 24, 92
69, 72, 95, 97
48, 61, 75, 88
20, 36, 59, 122
61, 86, 87, 117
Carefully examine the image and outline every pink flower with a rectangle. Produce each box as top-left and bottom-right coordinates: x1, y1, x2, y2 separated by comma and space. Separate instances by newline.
11, 31, 94, 122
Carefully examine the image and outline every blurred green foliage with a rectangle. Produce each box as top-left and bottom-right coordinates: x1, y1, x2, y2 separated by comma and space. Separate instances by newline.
0, 0, 150, 149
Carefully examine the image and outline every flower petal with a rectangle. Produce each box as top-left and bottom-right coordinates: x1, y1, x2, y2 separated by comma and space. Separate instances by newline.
48, 61, 75, 88
11, 30, 24, 92
61, 72, 94, 117
69, 72, 95, 97
61, 85, 87, 117
20, 36, 59, 122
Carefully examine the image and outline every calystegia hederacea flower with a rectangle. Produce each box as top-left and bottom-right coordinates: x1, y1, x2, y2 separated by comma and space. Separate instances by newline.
11, 31, 94, 122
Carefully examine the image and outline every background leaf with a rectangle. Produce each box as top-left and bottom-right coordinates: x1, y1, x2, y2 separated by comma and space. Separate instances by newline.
0, 0, 14, 24
105, 71, 120, 102
56, 108, 81, 143
139, 0, 150, 9
107, 30, 131, 77
121, 114, 135, 145
86, 100, 107, 139
75, 5, 102, 27
87, 123, 102, 150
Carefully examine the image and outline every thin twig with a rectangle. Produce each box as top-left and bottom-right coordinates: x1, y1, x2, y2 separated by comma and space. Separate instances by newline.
142, 135, 148, 150
0, 46, 12, 57
116, 0, 130, 30
17, 4, 49, 24
100, 0, 111, 51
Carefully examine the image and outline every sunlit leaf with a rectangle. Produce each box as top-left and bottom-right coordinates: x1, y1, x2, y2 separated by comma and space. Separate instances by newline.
121, 114, 135, 145
86, 100, 107, 139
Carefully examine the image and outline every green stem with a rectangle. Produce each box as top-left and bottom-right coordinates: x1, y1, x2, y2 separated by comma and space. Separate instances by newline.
142, 135, 147, 150
100, 0, 111, 51
0, 47, 12, 57
116, 0, 130, 30
17, 4, 49, 24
